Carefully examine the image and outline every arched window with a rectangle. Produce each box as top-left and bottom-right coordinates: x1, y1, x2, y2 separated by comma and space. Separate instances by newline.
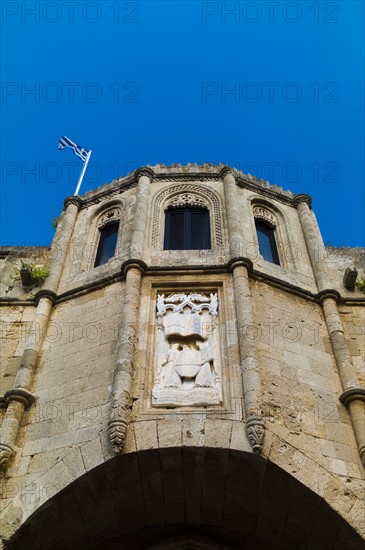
253, 205, 280, 265
94, 223, 119, 267
255, 220, 280, 265
164, 206, 211, 250
93, 207, 121, 267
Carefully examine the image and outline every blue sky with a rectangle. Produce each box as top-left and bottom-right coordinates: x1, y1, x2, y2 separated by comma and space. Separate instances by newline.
1, 0, 364, 247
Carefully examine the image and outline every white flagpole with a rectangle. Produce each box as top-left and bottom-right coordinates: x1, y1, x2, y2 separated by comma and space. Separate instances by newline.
74, 149, 92, 196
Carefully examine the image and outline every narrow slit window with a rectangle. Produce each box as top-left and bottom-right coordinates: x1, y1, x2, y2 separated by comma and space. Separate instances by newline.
94, 223, 119, 267
255, 220, 280, 265
164, 207, 211, 250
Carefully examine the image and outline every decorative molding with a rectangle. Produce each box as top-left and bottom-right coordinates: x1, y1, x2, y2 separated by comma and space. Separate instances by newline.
157, 292, 218, 316
120, 259, 148, 276
35, 289, 57, 305
246, 416, 266, 453
82, 180, 137, 208
227, 257, 254, 273
4, 389, 35, 408
339, 388, 365, 406
317, 289, 341, 303
253, 205, 277, 228
97, 207, 121, 229
235, 176, 294, 207
167, 193, 206, 209
152, 184, 223, 248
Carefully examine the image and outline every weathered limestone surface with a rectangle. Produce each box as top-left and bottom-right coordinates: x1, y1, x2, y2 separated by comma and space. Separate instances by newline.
1, 164, 364, 547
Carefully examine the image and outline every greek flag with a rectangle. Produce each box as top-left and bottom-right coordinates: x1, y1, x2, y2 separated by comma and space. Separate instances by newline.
58, 136, 90, 162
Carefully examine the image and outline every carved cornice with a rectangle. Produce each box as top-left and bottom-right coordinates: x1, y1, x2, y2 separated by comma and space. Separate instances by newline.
317, 289, 341, 303
121, 259, 148, 276
235, 176, 294, 207
293, 194, 313, 209
4, 388, 35, 408
134, 167, 155, 181
246, 416, 265, 453
339, 388, 365, 406
228, 257, 254, 273
64, 196, 83, 209
82, 178, 137, 208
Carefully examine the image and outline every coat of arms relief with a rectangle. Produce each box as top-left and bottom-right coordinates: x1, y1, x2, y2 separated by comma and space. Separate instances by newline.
152, 292, 223, 407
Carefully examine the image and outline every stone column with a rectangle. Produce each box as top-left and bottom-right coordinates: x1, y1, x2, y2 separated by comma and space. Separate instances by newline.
129, 167, 155, 259
222, 168, 265, 452
295, 194, 329, 291
45, 196, 82, 293
0, 197, 82, 470
108, 168, 154, 453
295, 195, 365, 466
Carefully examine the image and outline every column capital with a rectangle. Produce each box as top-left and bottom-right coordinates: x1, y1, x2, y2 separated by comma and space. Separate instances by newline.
4, 388, 35, 408
339, 388, 365, 406
35, 289, 57, 305
317, 289, 341, 303
219, 166, 234, 179
228, 257, 253, 273
293, 194, 312, 208
134, 167, 155, 182
64, 196, 83, 209
121, 259, 148, 276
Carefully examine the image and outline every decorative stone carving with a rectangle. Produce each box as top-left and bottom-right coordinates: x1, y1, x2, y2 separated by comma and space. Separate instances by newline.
152, 293, 222, 407
253, 205, 276, 227
108, 419, 128, 452
152, 185, 223, 247
98, 207, 121, 229
167, 193, 206, 209
0, 444, 14, 468
246, 416, 265, 453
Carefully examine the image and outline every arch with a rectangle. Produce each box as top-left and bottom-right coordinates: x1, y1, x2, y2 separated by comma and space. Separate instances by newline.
151, 185, 223, 249
8, 448, 364, 549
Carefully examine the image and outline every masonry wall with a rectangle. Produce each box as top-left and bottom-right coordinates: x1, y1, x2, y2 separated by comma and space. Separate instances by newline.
1, 167, 364, 546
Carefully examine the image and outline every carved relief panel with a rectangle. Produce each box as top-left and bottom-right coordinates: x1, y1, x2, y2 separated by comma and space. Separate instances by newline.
152, 292, 223, 407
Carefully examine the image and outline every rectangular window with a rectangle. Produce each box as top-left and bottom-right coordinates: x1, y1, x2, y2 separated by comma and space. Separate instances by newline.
94, 223, 119, 267
164, 207, 211, 250
255, 220, 280, 265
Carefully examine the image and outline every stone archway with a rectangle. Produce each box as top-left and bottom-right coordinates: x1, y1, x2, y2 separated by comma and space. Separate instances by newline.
8, 448, 364, 549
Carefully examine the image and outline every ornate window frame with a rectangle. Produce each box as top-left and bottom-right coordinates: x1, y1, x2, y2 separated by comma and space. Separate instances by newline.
251, 200, 285, 267
151, 184, 223, 250
82, 200, 123, 271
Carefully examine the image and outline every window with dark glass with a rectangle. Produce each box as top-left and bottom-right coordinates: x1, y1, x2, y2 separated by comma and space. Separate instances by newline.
94, 223, 119, 267
255, 220, 280, 265
164, 207, 211, 250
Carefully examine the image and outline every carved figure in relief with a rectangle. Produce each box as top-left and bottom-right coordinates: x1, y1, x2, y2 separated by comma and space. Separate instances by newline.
152, 293, 222, 407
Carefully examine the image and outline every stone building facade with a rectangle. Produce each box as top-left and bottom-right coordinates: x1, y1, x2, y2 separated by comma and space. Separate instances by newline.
0, 164, 364, 549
